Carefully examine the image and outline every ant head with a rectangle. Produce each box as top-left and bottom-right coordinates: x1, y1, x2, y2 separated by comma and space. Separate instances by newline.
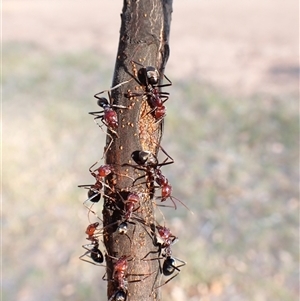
138, 66, 159, 86
127, 192, 140, 203
97, 97, 109, 108
131, 150, 158, 166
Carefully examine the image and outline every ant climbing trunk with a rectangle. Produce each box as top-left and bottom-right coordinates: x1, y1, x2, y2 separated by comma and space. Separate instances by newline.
102, 1, 173, 301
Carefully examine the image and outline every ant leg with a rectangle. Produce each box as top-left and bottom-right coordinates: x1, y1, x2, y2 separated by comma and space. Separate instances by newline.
88, 161, 100, 174
94, 79, 133, 100
125, 90, 145, 98
106, 91, 128, 109
144, 141, 174, 167
157, 145, 174, 166
102, 131, 115, 158
154, 198, 176, 210
158, 92, 170, 103
128, 270, 155, 283
121, 164, 149, 186
154, 273, 179, 289
173, 257, 187, 270
113, 171, 135, 182
88, 112, 120, 138
141, 250, 161, 261
153, 205, 167, 226
107, 291, 118, 301
146, 256, 163, 297
169, 196, 193, 214
88, 111, 104, 120
157, 74, 172, 88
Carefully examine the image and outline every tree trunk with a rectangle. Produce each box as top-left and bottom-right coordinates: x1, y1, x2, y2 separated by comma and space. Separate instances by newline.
102, 1, 173, 301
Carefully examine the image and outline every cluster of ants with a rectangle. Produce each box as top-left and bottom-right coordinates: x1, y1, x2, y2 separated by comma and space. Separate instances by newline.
79, 61, 188, 301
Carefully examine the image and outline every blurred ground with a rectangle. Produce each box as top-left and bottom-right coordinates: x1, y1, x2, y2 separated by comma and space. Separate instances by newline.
3, 0, 298, 96
3, 1, 299, 301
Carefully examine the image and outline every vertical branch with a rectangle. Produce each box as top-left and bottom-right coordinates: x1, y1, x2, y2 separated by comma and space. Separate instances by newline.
102, 1, 173, 300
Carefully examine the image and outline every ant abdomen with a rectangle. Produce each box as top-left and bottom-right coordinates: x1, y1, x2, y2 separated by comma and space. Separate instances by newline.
138, 66, 159, 86
97, 97, 109, 107
131, 150, 158, 166
114, 290, 127, 301
162, 257, 176, 276
90, 247, 104, 263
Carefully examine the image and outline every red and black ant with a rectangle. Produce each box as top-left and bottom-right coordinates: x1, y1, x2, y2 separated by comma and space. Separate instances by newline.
107, 255, 129, 301
115, 192, 141, 236
89, 80, 132, 157
143, 224, 186, 293
89, 80, 131, 135
124, 147, 190, 211
106, 255, 153, 301
129, 147, 174, 187
78, 162, 114, 218
141, 224, 178, 261
156, 226, 186, 283
153, 168, 191, 211
80, 222, 105, 266
79, 162, 134, 219
125, 62, 172, 122
157, 255, 186, 289
89, 91, 126, 157
103, 191, 146, 243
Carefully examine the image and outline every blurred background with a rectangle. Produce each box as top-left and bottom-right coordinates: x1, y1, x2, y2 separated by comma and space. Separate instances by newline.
3, 0, 299, 300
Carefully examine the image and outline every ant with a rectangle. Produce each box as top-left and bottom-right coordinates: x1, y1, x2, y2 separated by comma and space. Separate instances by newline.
143, 224, 186, 293
153, 168, 192, 211
107, 255, 129, 301
125, 147, 190, 210
89, 91, 126, 157
79, 222, 105, 266
79, 161, 133, 219
156, 226, 186, 288
129, 146, 174, 187
141, 224, 178, 261
78, 182, 103, 220
103, 191, 146, 243
157, 255, 186, 288
78, 162, 111, 196
125, 62, 172, 122
78, 162, 114, 218
89, 80, 131, 157
89, 80, 131, 135
107, 255, 153, 301
155, 226, 186, 289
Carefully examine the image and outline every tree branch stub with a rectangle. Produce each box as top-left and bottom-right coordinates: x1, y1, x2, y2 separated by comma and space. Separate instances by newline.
102, 1, 173, 301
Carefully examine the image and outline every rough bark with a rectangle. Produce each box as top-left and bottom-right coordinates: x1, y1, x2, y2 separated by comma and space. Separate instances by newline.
102, 1, 173, 300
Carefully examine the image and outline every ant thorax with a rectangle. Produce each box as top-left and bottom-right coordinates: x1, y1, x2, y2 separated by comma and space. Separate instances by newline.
155, 234, 165, 247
